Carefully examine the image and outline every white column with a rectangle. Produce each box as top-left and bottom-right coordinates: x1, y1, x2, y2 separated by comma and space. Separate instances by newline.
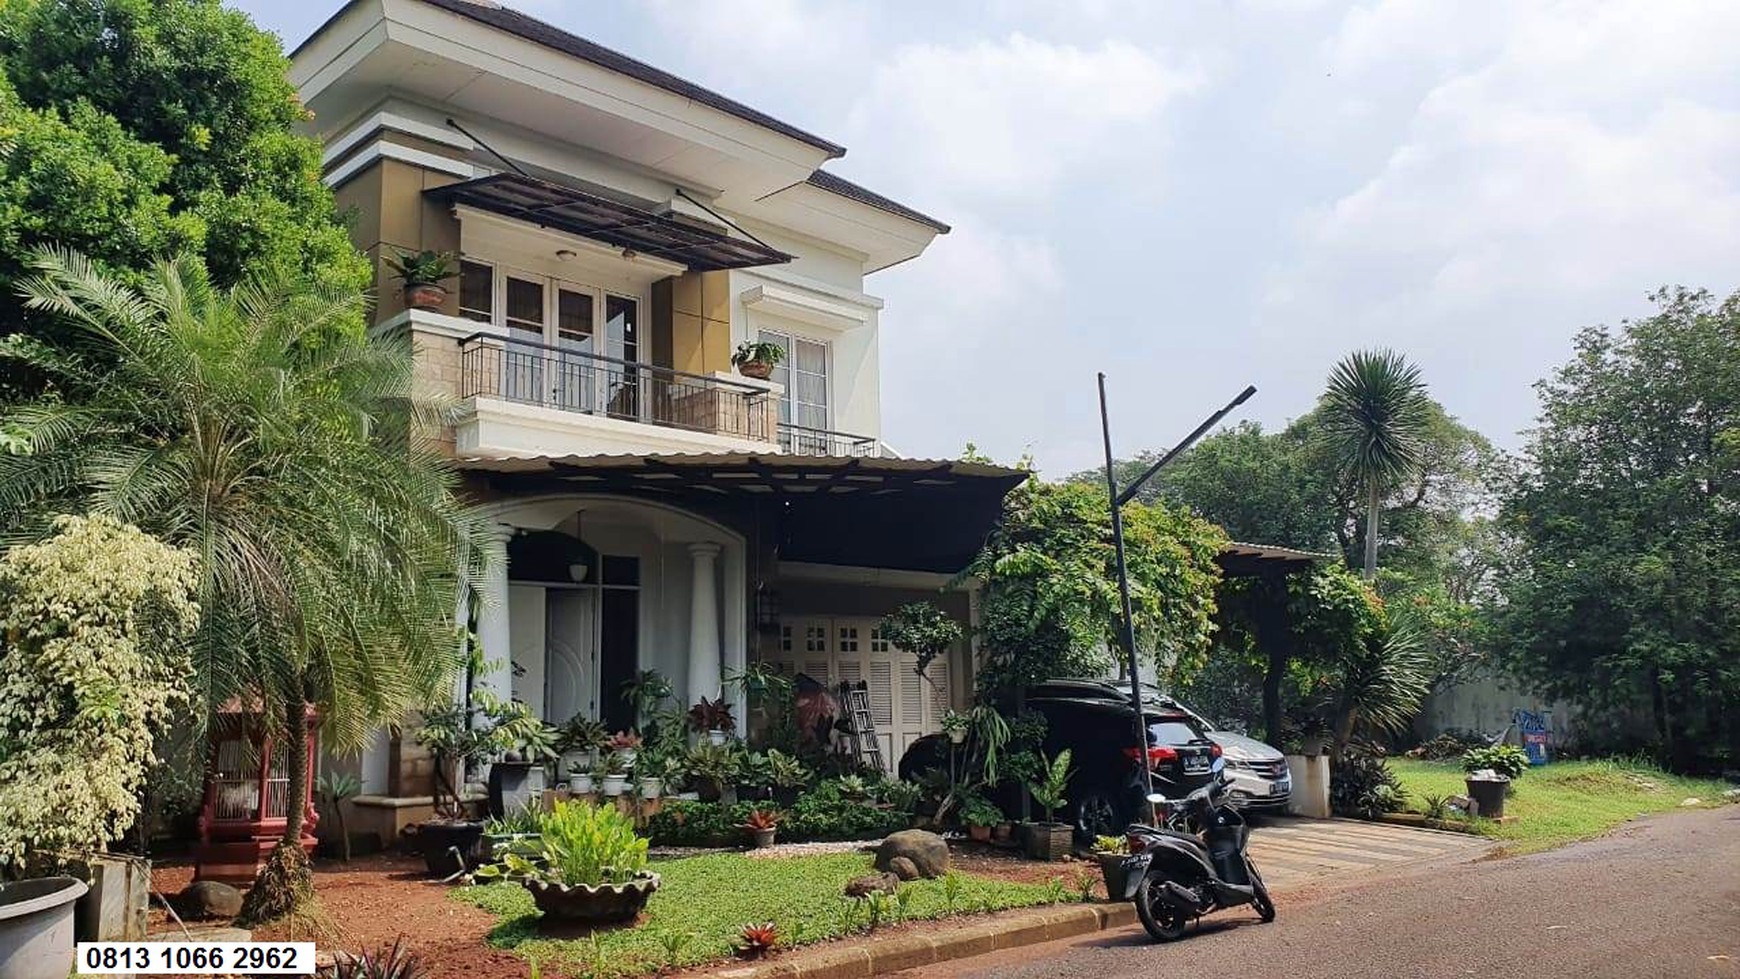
686, 541, 723, 708
476, 524, 515, 707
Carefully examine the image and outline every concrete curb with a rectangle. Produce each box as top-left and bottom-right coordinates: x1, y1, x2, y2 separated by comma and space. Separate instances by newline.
712, 903, 1137, 979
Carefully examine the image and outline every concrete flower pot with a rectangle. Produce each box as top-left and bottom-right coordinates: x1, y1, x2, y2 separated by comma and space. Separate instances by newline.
523, 872, 660, 923
0, 876, 89, 979
1022, 822, 1074, 862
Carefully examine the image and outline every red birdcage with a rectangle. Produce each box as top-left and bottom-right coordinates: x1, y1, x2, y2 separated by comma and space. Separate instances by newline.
192, 702, 320, 884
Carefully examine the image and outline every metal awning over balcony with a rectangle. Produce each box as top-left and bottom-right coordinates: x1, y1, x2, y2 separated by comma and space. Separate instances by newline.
427, 173, 793, 272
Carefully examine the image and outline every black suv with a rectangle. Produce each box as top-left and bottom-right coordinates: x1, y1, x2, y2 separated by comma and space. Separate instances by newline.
898, 679, 1221, 843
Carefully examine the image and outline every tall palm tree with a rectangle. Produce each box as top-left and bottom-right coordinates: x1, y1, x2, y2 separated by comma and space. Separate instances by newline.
1317, 349, 1430, 578
0, 248, 486, 917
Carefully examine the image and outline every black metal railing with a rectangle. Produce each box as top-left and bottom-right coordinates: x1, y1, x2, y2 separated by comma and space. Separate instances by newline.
460, 333, 776, 442
778, 422, 879, 457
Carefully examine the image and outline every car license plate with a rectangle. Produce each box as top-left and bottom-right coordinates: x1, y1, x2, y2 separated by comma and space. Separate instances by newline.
1182, 755, 1208, 774
1271, 780, 1289, 795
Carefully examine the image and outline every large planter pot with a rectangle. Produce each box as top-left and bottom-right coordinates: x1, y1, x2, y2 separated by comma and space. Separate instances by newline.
1023, 822, 1074, 862
403, 283, 447, 310
523, 872, 661, 923
0, 877, 89, 979
417, 821, 485, 877
601, 774, 629, 798
1465, 775, 1510, 819
1096, 852, 1129, 901
489, 761, 546, 818
967, 825, 993, 843
748, 828, 777, 849
560, 750, 594, 779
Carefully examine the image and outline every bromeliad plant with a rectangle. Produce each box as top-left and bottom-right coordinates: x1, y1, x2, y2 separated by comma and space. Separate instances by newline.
687, 697, 737, 736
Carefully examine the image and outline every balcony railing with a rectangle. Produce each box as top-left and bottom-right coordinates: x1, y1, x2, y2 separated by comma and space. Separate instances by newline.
458, 335, 879, 456
778, 422, 879, 457
461, 333, 776, 443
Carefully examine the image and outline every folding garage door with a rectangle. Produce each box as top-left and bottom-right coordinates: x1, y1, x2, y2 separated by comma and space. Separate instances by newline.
769, 617, 949, 772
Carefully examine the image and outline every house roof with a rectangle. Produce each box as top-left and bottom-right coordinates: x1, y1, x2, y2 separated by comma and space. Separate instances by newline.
804, 171, 952, 234
1216, 540, 1332, 577
427, 173, 792, 271
415, 0, 846, 158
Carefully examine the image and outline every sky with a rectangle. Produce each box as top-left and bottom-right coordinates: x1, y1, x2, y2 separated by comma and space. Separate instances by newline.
239, 0, 1740, 478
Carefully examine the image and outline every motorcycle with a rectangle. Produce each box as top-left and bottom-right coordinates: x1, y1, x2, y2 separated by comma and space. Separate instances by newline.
1120, 757, 1276, 941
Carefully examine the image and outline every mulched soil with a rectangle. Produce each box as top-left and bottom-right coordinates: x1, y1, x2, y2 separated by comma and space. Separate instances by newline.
145, 839, 1088, 978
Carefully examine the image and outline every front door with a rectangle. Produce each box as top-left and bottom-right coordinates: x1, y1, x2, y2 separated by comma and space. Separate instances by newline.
545, 589, 596, 724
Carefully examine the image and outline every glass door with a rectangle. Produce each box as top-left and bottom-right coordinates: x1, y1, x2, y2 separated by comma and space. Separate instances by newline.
552, 286, 596, 413
503, 275, 546, 404
602, 295, 640, 420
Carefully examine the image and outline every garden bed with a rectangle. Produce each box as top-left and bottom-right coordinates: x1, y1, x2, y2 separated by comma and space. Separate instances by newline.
1389, 758, 1734, 854
454, 848, 1088, 977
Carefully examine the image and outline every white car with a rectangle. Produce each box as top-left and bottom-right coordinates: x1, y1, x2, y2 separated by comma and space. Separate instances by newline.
1167, 701, 1291, 811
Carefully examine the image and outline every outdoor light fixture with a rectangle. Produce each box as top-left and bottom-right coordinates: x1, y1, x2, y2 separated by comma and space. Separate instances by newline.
555, 248, 577, 261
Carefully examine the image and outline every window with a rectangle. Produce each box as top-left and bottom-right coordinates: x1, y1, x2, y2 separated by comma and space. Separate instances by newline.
505, 276, 546, 343
459, 260, 493, 322
759, 330, 829, 431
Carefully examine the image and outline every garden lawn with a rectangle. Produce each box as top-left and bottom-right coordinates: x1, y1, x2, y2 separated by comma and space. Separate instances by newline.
1390, 758, 1733, 855
453, 851, 1072, 977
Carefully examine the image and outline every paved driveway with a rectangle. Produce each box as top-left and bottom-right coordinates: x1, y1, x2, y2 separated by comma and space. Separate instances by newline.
1244, 816, 1492, 890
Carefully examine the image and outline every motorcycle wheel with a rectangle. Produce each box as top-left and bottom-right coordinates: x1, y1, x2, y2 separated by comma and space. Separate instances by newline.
1249, 864, 1276, 923
1134, 875, 1193, 942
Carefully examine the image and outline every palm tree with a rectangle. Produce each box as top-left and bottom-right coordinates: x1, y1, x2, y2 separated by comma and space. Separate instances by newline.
1317, 349, 1430, 578
1329, 625, 1431, 759
0, 248, 486, 918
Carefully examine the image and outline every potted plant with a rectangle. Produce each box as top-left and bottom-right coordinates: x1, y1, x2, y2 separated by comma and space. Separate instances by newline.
385, 249, 458, 310
960, 794, 1004, 843
730, 340, 785, 380
941, 709, 970, 745
622, 669, 675, 730
488, 703, 557, 818
686, 697, 736, 745
600, 752, 631, 797
1092, 834, 1130, 900
481, 805, 544, 862
413, 688, 514, 876
569, 768, 596, 796
766, 748, 809, 807
1024, 749, 1075, 862
606, 731, 642, 769
0, 877, 89, 979
991, 820, 1015, 844
836, 774, 869, 801
737, 751, 775, 802
556, 714, 607, 779
685, 741, 741, 804
473, 800, 659, 922
742, 808, 782, 849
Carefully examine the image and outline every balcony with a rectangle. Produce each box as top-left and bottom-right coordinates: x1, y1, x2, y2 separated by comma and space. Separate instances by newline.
457, 334, 876, 458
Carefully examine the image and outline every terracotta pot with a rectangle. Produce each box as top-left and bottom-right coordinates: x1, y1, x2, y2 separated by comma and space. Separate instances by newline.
737, 360, 774, 380
991, 823, 1014, 843
403, 283, 447, 310
523, 872, 660, 923
967, 825, 992, 843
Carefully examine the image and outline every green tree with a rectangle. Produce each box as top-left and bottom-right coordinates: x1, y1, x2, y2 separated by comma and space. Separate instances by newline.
0, 249, 483, 914
967, 478, 1227, 695
1498, 287, 1740, 772
0, 515, 199, 870
0, 0, 369, 393
1316, 349, 1432, 579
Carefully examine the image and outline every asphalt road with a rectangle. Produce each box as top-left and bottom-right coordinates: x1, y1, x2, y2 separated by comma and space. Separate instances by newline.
892, 805, 1740, 979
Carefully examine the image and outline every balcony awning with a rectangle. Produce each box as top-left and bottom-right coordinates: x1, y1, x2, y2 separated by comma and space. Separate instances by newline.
426, 174, 792, 272
469, 452, 1028, 573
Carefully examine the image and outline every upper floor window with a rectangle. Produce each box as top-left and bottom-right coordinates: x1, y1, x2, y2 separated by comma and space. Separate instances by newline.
759, 329, 829, 431
459, 260, 493, 322
457, 257, 638, 364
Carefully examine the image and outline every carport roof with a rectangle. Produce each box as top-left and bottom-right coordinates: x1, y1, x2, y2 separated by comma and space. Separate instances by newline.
1216, 540, 1332, 577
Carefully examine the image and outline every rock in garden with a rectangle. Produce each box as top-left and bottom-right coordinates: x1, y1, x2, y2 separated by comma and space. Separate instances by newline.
177, 881, 244, 920
874, 829, 949, 880
844, 872, 900, 898
1680, 797, 1701, 807
888, 856, 921, 881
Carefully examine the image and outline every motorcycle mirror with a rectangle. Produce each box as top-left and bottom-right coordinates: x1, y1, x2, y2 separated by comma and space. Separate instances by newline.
1145, 792, 1168, 804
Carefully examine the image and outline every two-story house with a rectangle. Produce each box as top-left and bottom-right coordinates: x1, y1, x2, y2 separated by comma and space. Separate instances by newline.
292, 0, 1024, 819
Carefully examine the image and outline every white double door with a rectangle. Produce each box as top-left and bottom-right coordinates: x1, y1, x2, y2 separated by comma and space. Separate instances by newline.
509, 585, 597, 722
773, 617, 950, 771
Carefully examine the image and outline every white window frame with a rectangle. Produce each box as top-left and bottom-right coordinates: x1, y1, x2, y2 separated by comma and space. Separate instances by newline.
464, 257, 641, 364
758, 328, 833, 433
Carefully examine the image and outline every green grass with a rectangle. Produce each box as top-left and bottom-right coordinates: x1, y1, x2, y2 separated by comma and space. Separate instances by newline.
452, 852, 1073, 977
1390, 757, 1733, 854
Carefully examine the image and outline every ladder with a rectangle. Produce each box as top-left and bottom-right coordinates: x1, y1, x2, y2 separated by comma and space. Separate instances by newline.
839, 682, 885, 773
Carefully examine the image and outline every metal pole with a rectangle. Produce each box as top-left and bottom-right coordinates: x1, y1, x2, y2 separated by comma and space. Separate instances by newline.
1098, 373, 1158, 825
1098, 376, 1259, 828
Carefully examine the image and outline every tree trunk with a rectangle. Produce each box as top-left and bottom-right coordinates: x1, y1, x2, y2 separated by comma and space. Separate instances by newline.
282, 699, 308, 845
1362, 480, 1381, 579
1255, 575, 1292, 746
235, 700, 316, 928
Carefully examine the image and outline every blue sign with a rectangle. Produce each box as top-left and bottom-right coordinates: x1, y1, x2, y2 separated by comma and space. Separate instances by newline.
1514, 709, 1551, 765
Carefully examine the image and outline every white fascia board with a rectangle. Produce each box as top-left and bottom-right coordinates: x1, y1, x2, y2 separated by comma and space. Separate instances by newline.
378, 0, 831, 176
739, 265, 884, 311
325, 140, 476, 189
323, 109, 475, 166
455, 396, 781, 460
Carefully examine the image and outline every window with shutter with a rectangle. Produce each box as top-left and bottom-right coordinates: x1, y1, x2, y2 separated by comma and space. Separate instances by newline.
869, 662, 894, 727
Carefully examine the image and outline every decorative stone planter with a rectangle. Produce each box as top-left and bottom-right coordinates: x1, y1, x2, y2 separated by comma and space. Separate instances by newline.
601, 774, 629, 797
0, 877, 89, 979
523, 873, 661, 923
1022, 822, 1074, 862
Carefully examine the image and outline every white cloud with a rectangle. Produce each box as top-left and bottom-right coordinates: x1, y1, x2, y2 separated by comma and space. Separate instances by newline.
843, 34, 1201, 202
